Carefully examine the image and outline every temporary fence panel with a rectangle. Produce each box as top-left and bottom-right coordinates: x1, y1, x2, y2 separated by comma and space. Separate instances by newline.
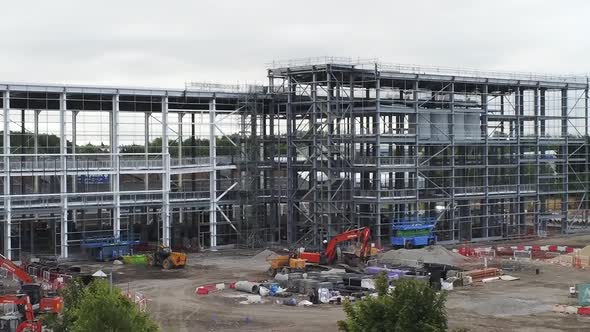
513, 250, 532, 261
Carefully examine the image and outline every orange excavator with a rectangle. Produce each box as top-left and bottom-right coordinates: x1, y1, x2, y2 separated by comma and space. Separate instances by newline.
267, 227, 374, 276
0, 294, 41, 332
300, 227, 373, 265
0, 255, 63, 314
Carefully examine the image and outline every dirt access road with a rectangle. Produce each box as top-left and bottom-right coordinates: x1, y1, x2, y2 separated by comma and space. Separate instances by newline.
102, 243, 590, 332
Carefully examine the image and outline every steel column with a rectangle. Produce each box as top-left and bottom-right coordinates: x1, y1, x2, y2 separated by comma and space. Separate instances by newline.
561, 88, 569, 233
144, 112, 150, 191
3, 91, 11, 259
59, 92, 68, 258
374, 66, 382, 246
209, 97, 217, 249
482, 84, 489, 237
161, 96, 171, 247
111, 94, 120, 239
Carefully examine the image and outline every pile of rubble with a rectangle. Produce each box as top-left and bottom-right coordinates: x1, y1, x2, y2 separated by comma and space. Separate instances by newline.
378, 245, 475, 268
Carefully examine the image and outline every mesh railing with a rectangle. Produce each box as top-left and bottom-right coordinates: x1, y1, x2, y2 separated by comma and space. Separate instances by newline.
269, 57, 587, 83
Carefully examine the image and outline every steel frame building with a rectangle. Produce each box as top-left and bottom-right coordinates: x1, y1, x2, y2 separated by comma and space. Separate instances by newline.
1, 58, 589, 259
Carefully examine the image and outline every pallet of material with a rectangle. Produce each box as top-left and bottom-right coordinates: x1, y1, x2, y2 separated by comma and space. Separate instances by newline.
461, 268, 500, 281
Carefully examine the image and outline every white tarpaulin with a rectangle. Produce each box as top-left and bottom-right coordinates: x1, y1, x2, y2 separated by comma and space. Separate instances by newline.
92, 270, 108, 278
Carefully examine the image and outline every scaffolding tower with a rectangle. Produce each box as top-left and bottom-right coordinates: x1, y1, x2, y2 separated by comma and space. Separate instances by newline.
269, 58, 590, 247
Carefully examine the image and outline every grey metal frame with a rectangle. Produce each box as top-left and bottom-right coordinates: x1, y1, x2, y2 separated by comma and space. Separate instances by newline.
0, 60, 589, 259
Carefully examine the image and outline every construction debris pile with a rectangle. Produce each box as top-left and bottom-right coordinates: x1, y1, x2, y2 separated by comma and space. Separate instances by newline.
194, 246, 518, 307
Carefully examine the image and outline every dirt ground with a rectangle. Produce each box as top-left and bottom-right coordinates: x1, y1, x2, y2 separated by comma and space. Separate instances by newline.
89, 235, 590, 332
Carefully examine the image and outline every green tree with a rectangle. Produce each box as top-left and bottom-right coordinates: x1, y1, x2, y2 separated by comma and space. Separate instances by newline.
338, 273, 447, 332
43, 279, 159, 332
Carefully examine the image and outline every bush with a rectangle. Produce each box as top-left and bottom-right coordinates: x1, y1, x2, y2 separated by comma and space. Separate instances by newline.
43, 278, 159, 332
338, 273, 447, 332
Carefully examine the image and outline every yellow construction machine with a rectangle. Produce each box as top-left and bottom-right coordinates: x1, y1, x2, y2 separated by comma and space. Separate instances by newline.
147, 245, 187, 269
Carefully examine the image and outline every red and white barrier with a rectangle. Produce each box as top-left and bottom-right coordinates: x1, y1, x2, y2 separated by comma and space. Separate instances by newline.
457, 244, 579, 258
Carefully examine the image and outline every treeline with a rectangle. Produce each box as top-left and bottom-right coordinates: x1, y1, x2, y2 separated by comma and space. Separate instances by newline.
0, 131, 242, 156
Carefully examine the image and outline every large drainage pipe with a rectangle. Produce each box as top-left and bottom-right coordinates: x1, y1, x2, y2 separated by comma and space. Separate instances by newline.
234, 281, 260, 294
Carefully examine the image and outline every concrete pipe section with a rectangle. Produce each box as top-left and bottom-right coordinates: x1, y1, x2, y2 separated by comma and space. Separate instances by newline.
234, 281, 260, 294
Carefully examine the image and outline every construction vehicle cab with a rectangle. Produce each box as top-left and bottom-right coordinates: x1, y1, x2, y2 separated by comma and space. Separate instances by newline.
0, 315, 19, 332
147, 246, 187, 269
19, 284, 62, 314
0, 295, 42, 332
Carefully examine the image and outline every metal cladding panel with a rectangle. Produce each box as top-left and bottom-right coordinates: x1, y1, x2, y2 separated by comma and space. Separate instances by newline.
453, 113, 465, 140
464, 113, 481, 139
430, 113, 449, 141
418, 112, 431, 140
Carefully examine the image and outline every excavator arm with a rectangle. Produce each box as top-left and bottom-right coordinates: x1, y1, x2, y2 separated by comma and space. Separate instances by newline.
0, 295, 42, 331
324, 227, 372, 264
0, 294, 37, 324
0, 254, 33, 284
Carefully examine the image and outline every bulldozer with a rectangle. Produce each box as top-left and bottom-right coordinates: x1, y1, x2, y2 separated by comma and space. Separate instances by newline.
147, 246, 187, 269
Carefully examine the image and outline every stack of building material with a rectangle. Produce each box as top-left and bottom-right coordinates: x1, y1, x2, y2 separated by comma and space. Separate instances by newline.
364, 266, 407, 279
461, 268, 500, 281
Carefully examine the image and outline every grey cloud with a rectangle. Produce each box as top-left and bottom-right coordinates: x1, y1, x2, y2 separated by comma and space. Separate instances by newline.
0, 0, 588, 87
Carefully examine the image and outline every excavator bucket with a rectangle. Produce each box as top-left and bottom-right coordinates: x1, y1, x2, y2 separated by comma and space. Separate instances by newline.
169, 252, 187, 268
269, 255, 290, 270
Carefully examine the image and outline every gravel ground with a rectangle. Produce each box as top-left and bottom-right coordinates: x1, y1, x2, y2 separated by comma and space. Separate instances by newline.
74, 235, 590, 331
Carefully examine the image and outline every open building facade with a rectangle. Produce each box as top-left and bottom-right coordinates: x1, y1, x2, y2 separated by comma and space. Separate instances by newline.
1, 58, 589, 259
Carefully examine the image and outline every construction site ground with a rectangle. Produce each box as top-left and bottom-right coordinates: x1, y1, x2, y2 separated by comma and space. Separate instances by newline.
79, 234, 590, 332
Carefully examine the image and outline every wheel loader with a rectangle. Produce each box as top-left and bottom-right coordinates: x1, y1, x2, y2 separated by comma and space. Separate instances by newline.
147, 246, 187, 269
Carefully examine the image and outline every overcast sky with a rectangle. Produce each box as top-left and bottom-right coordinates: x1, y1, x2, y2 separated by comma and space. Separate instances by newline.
1, 0, 588, 88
